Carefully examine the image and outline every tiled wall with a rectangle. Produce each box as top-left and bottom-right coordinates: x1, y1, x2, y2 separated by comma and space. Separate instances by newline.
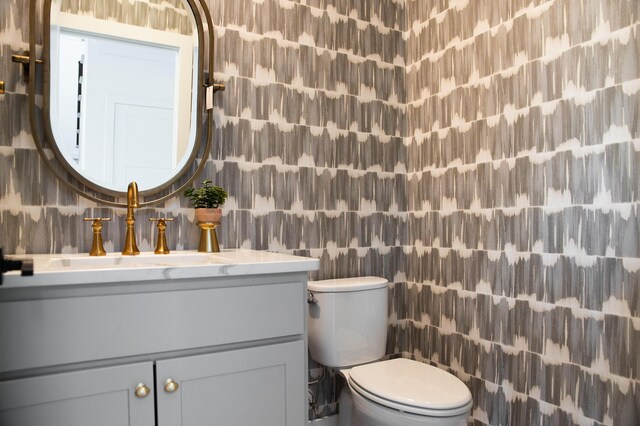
391, 0, 640, 424
2, 0, 639, 424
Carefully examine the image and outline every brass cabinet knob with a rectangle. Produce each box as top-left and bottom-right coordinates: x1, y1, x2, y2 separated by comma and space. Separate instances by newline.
135, 383, 151, 398
164, 378, 179, 393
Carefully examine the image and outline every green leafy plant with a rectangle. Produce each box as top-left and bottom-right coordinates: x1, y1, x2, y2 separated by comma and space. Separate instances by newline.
184, 180, 228, 209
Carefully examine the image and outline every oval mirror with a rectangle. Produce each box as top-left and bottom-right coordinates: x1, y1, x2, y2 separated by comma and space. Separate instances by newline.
36, 0, 214, 202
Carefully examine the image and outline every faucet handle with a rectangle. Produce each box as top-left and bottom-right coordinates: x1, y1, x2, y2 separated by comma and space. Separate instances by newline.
149, 218, 174, 255
84, 217, 111, 256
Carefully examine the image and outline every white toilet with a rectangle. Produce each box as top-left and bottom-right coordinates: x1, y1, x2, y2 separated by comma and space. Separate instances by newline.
308, 277, 473, 426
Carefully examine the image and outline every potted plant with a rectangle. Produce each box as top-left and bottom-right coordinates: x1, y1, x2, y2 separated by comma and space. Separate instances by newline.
184, 179, 228, 223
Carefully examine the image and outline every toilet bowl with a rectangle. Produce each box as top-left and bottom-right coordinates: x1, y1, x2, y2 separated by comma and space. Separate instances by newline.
341, 358, 472, 426
307, 277, 472, 425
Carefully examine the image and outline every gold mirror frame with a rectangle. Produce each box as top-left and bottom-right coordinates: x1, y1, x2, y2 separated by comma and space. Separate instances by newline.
27, 0, 221, 207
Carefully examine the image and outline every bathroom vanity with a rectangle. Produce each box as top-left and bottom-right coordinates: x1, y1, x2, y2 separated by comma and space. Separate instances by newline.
0, 250, 318, 426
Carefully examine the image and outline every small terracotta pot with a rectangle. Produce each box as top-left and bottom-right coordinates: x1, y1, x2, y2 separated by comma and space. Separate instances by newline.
194, 207, 222, 224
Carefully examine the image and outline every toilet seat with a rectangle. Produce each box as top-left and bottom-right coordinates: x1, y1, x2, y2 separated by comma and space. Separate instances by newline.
347, 358, 473, 417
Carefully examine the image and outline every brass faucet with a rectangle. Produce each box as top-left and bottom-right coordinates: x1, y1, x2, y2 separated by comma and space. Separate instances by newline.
84, 217, 111, 256
150, 217, 174, 254
122, 181, 140, 255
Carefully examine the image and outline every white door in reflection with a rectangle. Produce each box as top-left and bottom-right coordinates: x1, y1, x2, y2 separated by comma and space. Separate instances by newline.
112, 103, 174, 190
56, 31, 178, 190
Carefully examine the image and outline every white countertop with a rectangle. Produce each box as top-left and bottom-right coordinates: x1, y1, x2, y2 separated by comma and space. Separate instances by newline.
1, 249, 319, 288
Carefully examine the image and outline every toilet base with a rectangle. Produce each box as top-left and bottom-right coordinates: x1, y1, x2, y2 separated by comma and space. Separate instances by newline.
337, 384, 355, 426
338, 383, 469, 426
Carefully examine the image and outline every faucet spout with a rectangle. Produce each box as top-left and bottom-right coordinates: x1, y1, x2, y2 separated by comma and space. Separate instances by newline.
127, 181, 140, 209
122, 181, 140, 255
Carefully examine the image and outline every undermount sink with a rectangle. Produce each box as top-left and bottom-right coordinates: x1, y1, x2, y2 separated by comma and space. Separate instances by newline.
1, 249, 319, 288
42, 251, 220, 270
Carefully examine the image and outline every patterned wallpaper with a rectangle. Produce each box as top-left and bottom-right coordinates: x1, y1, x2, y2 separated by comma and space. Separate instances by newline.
390, 0, 640, 424
59, 0, 194, 35
207, 0, 407, 417
0, 0, 406, 420
1, 0, 638, 424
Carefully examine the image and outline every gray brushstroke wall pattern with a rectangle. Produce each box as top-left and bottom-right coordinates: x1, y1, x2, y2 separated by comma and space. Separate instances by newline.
0, 0, 638, 424
393, 0, 640, 424
59, 0, 194, 35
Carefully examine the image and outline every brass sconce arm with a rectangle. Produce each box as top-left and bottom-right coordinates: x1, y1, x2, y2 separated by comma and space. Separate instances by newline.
11, 52, 44, 77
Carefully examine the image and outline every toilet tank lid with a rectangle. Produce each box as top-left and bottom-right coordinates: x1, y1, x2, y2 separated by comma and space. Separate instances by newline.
308, 276, 388, 292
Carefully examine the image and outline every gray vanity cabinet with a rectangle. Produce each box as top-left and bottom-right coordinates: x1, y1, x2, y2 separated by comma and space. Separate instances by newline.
157, 341, 305, 426
0, 271, 310, 426
0, 362, 155, 426
0, 342, 304, 426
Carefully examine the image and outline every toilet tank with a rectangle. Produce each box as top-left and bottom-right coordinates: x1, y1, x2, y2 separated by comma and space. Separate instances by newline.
307, 277, 388, 368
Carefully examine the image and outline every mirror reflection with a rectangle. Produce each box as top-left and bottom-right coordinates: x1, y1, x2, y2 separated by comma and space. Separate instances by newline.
49, 0, 199, 192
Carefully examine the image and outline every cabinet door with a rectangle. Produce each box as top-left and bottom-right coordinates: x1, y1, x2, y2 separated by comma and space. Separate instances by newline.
0, 362, 155, 426
157, 340, 306, 426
